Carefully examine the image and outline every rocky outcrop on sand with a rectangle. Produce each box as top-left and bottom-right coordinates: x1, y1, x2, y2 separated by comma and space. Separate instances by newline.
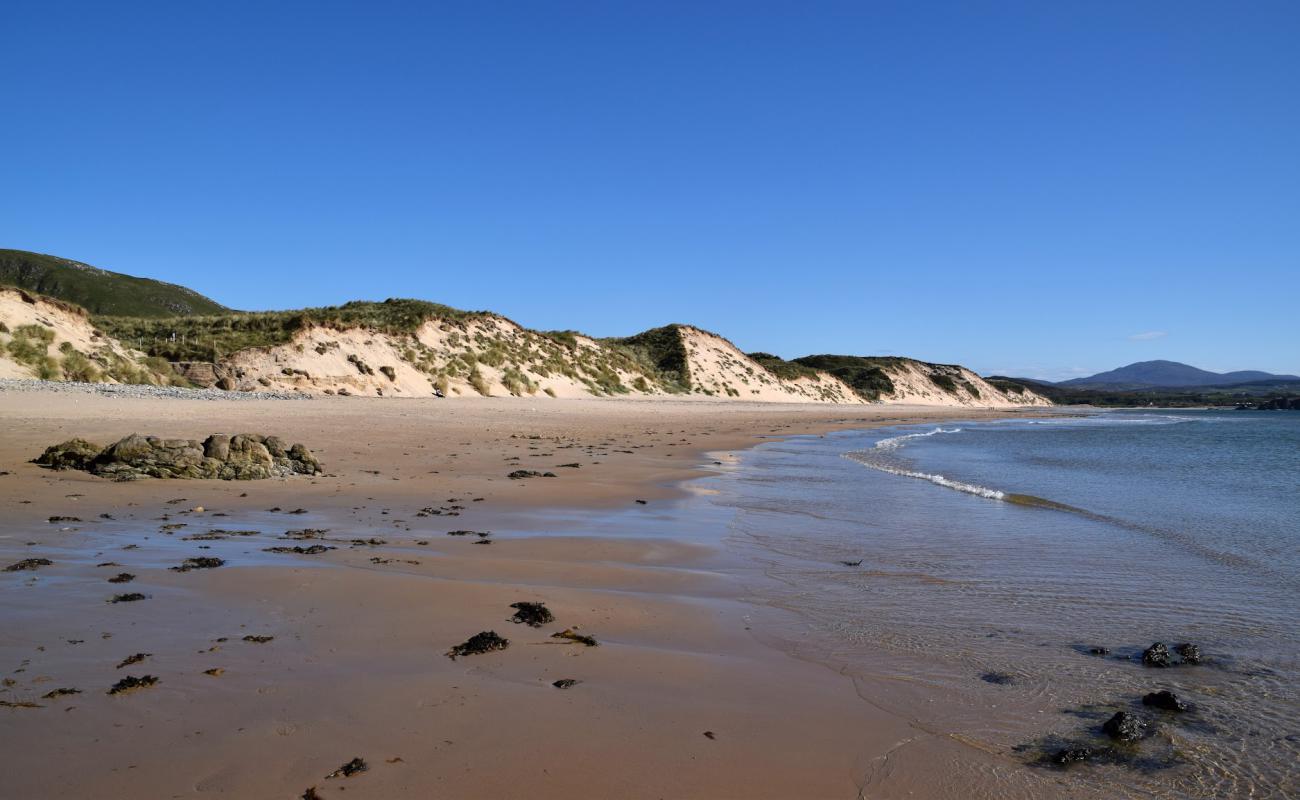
34, 433, 321, 480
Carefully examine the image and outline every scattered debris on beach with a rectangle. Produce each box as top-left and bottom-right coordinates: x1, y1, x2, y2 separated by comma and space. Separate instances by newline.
4, 558, 52, 572
171, 556, 225, 572
108, 675, 158, 695
265, 545, 334, 555
109, 592, 148, 603
510, 602, 555, 627
107, 573, 136, 583
447, 631, 509, 659
41, 688, 81, 699
507, 470, 556, 479
552, 679, 580, 689
551, 628, 598, 647
116, 653, 151, 668
242, 635, 274, 644
325, 757, 368, 779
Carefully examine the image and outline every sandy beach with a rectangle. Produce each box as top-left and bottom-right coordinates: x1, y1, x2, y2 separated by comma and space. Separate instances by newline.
0, 389, 1072, 799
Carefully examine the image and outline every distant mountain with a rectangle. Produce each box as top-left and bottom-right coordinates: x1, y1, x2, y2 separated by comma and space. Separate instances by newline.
0, 249, 229, 317
1059, 360, 1299, 390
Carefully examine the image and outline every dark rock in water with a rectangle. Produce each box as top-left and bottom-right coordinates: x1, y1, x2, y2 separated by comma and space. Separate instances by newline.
1174, 642, 1202, 665
1052, 746, 1093, 765
1142, 642, 1173, 668
107, 572, 135, 583
34, 433, 321, 481
4, 558, 53, 572
242, 635, 274, 643
509, 601, 555, 628
447, 630, 509, 659
1088, 646, 1111, 656
32, 438, 102, 471
1102, 711, 1147, 741
325, 757, 368, 779
110, 592, 148, 603
1142, 690, 1188, 712
264, 545, 334, 555
552, 679, 580, 689
170, 557, 225, 572
981, 671, 1015, 685
108, 675, 158, 694
840, 560, 863, 567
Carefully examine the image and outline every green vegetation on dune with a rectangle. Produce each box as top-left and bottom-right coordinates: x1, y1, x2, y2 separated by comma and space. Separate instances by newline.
791, 354, 897, 401
0, 249, 229, 317
746, 352, 822, 381
988, 375, 1300, 408
96, 298, 484, 362
603, 325, 692, 392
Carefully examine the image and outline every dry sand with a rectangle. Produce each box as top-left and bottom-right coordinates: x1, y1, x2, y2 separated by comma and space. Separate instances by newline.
0, 391, 1071, 799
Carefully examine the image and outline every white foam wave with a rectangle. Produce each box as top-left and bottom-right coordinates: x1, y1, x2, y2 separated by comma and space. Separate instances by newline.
873, 427, 962, 452
847, 453, 1007, 500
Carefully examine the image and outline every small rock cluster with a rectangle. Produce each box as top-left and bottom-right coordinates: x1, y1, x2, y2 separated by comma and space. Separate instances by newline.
34, 433, 321, 481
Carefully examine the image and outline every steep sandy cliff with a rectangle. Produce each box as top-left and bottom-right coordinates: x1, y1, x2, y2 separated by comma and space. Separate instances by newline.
0, 288, 178, 384
873, 359, 1051, 407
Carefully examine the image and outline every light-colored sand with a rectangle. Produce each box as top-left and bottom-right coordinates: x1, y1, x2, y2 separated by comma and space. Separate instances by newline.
0, 391, 1075, 799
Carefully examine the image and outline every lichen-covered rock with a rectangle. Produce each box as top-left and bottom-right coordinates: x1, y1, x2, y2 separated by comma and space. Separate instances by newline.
33, 433, 321, 481
32, 438, 103, 471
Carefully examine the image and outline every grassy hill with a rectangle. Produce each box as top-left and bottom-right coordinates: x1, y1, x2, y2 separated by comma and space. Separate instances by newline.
988, 375, 1300, 407
0, 249, 229, 318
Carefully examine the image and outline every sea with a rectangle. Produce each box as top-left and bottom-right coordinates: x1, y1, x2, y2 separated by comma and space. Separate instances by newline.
705, 409, 1299, 798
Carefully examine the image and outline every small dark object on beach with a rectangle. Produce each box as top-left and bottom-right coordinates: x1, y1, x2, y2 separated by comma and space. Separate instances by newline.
110, 592, 148, 603
4, 558, 53, 572
288, 508, 308, 514
1142, 642, 1173, 668
447, 530, 489, 537
510, 602, 555, 628
283, 528, 328, 539
0, 700, 43, 709
507, 470, 555, 479
839, 560, 862, 567
171, 557, 225, 572
264, 545, 334, 555
204, 668, 225, 677
1102, 711, 1146, 742
302, 788, 322, 800
981, 672, 1015, 685
41, 688, 81, 699
447, 630, 509, 659
635, 499, 647, 505
47, 516, 81, 523
1143, 690, 1187, 712
325, 757, 368, 779
1052, 746, 1092, 765
552, 679, 580, 689
551, 628, 598, 647
1175, 643, 1202, 664
108, 675, 158, 694
117, 653, 151, 668
1088, 646, 1110, 656
703, 731, 716, 740
107, 572, 135, 583
557, 463, 581, 468
243, 635, 274, 643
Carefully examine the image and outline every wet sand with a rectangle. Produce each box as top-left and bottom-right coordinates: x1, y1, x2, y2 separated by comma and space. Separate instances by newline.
0, 391, 1063, 799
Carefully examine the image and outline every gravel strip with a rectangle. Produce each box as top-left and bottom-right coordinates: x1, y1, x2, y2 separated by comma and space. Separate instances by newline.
0, 379, 312, 401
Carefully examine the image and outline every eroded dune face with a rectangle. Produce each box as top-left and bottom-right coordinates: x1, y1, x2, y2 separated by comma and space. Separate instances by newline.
0, 289, 176, 385
1, 289, 1049, 407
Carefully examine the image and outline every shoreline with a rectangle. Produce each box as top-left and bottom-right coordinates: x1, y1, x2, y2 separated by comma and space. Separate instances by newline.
0, 390, 1069, 798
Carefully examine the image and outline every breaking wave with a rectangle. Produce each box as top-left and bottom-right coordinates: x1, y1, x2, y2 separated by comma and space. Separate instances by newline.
847, 427, 1010, 500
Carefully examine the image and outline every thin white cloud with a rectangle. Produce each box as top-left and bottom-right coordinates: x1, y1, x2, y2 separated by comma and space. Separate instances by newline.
1128, 331, 1167, 341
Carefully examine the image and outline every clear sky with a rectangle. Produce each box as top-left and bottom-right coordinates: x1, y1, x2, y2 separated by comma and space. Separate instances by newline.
4, 2, 1297, 380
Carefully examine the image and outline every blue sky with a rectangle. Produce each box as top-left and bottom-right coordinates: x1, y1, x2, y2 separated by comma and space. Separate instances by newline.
3, 1, 1297, 380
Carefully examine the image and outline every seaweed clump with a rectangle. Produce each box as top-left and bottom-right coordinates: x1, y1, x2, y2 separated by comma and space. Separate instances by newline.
108, 675, 159, 694
509, 602, 555, 628
551, 628, 598, 647
446, 630, 509, 659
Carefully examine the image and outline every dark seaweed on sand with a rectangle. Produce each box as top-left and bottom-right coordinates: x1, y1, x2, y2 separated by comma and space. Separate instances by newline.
447, 630, 509, 659
509, 602, 555, 627
108, 675, 158, 694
